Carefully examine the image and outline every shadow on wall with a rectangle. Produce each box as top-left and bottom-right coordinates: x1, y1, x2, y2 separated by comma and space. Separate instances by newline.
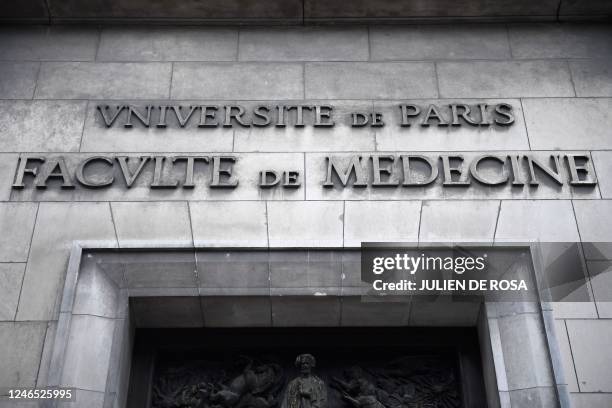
2, 0, 611, 24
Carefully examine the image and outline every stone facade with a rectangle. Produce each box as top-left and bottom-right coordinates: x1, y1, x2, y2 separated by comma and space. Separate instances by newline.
0, 23, 611, 408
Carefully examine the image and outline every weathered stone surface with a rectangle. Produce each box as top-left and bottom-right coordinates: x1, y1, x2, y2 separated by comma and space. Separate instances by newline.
409, 301, 480, 326
172, 63, 303, 100
0, 154, 17, 201
57, 389, 104, 408
552, 301, 597, 321
121, 251, 197, 289
498, 313, 554, 390
35, 321, 56, 388
271, 296, 340, 326
0, 399, 39, 407
344, 201, 420, 247
267, 201, 343, 247
197, 251, 269, 293
554, 319, 579, 392
340, 297, 410, 326
10, 153, 305, 202
338, 251, 362, 290
80, 101, 234, 153
0, 22, 611, 408
87, 253, 126, 289
0, 26, 98, 61
16, 202, 117, 321
508, 23, 612, 59
574, 200, 612, 242
490, 301, 540, 318
233, 101, 375, 152
239, 26, 368, 61
190, 201, 268, 247
370, 25, 511, 60
571, 393, 612, 408
374, 99, 530, 151
573, 200, 612, 260
72, 263, 122, 319
0, 203, 37, 262
419, 200, 499, 242
97, 27, 238, 61
495, 200, 580, 242
0, 62, 38, 99
0, 101, 86, 152
508, 387, 558, 408
111, 201, 193, 248
305, 151, 599, 201
523, 98, 612, 150
109, 317, 131, 408
131, 297, 203, 327
60, 315, 115, 392
269, 250, 342, 295
305, 62, 437, 99
586, 261, 612, 318
570, 59, 612, 97
0, 322, 46, 388
538, 243, 598, 319
201, 296, 271, 327
592, 151, 612, 199
438, 61, 574, 98
0, 264, 25, 321
35, 62, 172, 99
566, 319, 612, 392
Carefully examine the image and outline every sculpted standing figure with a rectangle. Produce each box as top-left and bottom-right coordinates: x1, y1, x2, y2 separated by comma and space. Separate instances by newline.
286, 354, 327, 408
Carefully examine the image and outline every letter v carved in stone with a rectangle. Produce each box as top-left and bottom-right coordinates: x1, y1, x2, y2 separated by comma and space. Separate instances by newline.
97, 105, 126, 127
116, 156, 150, 188
172, 105, 198, 127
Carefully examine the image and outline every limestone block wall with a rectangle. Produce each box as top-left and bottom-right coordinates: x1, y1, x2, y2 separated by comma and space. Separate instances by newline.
0, 23, 611, 407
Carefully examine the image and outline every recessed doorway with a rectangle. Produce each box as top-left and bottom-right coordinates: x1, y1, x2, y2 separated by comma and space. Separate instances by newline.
127, 327, 487, 408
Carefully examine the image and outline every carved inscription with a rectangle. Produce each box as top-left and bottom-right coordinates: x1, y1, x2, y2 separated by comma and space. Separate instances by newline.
96, 103, 514, 129
8, 101, 599, 195
10, 153, 596, 191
